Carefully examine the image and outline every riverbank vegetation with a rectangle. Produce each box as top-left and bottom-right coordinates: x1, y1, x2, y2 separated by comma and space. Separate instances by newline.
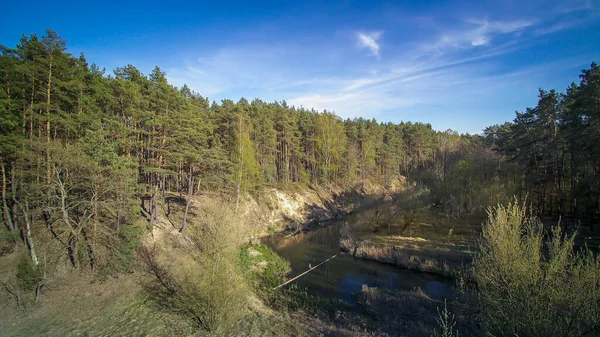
139, 199, 251, 333
339, 186, 484, 278
474, 201, 600, 336
1, 29, 599, 336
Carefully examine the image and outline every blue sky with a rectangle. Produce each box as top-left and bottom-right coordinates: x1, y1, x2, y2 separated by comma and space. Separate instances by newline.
1, 0, 599, 134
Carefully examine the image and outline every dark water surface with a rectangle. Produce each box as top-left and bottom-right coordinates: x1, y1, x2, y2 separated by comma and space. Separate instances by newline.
262, 219, 453, 306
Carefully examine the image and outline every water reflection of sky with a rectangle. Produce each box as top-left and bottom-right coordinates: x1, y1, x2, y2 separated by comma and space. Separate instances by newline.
263, 220, 453, 305
340, 274, 365, 305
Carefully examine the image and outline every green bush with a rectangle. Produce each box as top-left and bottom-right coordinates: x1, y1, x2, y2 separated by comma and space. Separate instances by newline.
114, 223, 143, 272
16, 254, 42, 292
238, 243, 290, 301
140, 199, 252, 334
0, 227, 17, 255
473, 200, 600, 336
254, 244, 291, 289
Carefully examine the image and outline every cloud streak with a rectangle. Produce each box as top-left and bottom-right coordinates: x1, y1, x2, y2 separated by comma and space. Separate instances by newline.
165, 2, 598, 133
422, 19, 535, 54
357, 31, 383, 58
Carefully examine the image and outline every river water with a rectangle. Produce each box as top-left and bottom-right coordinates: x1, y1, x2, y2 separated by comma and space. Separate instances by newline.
262, 219, 453, 306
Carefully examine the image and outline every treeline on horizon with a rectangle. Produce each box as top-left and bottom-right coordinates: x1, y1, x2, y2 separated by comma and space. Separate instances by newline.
0, 29, 599, 273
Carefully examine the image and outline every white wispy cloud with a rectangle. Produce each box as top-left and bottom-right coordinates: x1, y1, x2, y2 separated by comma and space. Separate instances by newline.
554, 0, 595, 14
166, 44, 348, 101
534, 9, 600, 36
289, 91, 421, 118
165, 4, 596, 132
422, 19, 535, 54
167, 46, 295, 98
357, 31, 383, 58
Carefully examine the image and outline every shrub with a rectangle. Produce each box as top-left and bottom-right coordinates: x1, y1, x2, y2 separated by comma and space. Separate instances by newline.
434, 299, 458, 337
16, 254, 42, 292
114, 223, 143, 272
140, 199, 251, 334
0, 227, 17, 255
473, 200, 600, 336
239, 243, 290, 292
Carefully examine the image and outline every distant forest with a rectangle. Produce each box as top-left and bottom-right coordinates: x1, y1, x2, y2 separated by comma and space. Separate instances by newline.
1, 30, 599, 273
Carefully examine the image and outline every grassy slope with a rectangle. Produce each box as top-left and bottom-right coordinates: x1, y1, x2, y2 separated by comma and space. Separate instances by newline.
0, 272, 193, 337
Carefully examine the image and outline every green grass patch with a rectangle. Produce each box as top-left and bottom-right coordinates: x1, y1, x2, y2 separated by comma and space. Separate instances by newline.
239, 243, 291, 298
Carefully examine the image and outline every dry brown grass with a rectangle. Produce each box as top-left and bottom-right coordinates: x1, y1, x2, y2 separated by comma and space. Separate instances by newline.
0, 271, 193, 337
341, 210, 484, 278
291, 311, 379, 337
356, 285, 481, 337
340, 238, 456, 277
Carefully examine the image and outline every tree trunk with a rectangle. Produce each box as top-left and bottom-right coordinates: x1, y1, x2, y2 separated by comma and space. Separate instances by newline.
92, 180, 98, 247
116, 193, 121, 233
46, 54, 53, 184
26, 71, 35, 137
10, 165, 19, 237
1, 162, 15, 234
81, 228, 96, 272
21, 201, 38, 265
43, 210, 63, 245
67, 233, 78, 269
236, 115, 244, 214
180, 173, 193, 232
150, 190, 157, 226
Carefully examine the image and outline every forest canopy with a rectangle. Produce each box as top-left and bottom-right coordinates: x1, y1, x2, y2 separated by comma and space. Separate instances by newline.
0, 29, 599, 273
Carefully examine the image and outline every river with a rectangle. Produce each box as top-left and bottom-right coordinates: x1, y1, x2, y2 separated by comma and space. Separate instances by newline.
262, 218, 453, 306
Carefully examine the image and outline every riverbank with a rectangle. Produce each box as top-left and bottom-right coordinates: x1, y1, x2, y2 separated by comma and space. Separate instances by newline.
288, 284, 481, 337
339, 210, 485, 279
241, 179, 406, 238
150, 179, 406, 241
247, 235, 478, 337
0, 180, 408, 336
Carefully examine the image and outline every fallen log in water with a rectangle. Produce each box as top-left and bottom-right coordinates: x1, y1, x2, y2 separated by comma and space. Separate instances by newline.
273, 253, 339, 290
